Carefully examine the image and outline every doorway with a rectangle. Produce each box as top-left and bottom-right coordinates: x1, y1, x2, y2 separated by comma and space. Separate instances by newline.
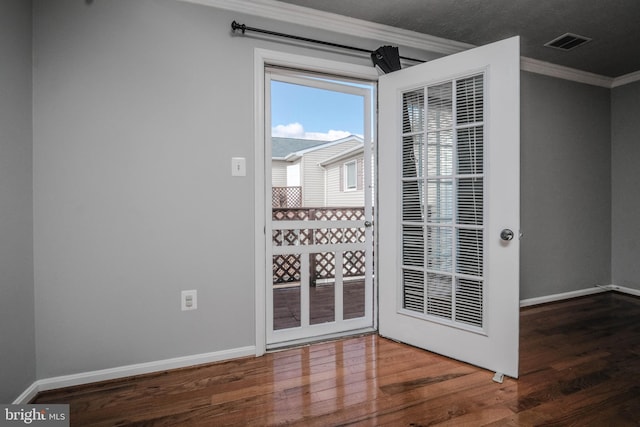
254, 41, 520, 377
264, 66, 377, 348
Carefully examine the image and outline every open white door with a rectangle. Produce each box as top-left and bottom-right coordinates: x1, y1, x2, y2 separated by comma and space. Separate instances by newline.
378, 37, 520, 378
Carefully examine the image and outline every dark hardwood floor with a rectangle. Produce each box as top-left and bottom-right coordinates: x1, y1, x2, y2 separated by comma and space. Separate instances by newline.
33, 292, 640, 426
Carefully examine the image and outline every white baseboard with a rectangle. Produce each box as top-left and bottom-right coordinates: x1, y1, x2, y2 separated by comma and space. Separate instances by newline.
13, 345, 256, 404
519, 285, 611, 307
520, 284, 640, 308
609, 284, 640, 297
12, 382, 40, 405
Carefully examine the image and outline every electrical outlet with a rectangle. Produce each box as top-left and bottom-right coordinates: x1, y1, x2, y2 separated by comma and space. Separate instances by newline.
181, 290, 197, 311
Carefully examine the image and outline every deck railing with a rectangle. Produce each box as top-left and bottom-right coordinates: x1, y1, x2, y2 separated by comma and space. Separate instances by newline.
272, 186, 302, 208
272, 206, 370, 284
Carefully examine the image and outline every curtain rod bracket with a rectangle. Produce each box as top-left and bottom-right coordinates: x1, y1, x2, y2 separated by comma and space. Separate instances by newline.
229, 20, 423, 69
231, 20, 247, 34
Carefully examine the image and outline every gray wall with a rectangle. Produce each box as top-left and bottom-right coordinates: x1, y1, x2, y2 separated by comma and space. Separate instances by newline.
0, 0, 36, 403
32, 0, 440, 379
612, 80, 640, 290
33, 0, 256, 379
520, 71, 611, 300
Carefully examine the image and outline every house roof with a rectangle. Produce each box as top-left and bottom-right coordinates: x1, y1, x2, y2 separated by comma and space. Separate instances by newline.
271, 137, 327, 159
272, 135, 363, 160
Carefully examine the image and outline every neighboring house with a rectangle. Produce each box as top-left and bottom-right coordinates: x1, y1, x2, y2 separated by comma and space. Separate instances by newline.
272, 135, 365, 207
319, 144, 369, 207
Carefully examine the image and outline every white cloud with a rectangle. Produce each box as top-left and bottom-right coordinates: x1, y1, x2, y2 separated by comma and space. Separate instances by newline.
272, 123, 354, 141
272, 122, 305, 139
304, 130, 352, 141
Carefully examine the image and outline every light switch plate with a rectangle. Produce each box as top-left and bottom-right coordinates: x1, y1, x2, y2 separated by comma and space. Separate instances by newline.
232, 157, 246, 176
181, 290, 197, 311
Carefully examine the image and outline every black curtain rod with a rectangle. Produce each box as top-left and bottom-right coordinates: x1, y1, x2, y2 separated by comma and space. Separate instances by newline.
231, 20, 424, 64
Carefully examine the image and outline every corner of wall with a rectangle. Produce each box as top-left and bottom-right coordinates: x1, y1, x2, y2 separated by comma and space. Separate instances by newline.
0, 0, 36, 405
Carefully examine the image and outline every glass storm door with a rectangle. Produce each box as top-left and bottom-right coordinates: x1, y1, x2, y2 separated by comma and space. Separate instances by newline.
266, 68, 376, 348
378, 37, 521, 378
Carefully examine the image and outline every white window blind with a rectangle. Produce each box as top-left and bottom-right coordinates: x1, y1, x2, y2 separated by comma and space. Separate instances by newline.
401, 74, 485, 329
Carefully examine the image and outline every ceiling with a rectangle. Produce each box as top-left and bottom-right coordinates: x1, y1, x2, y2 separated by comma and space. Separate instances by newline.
275, 0, 640, 78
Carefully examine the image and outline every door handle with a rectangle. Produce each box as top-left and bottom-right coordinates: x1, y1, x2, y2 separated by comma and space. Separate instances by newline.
364, 220, 373, 228
500, 229, 514, 241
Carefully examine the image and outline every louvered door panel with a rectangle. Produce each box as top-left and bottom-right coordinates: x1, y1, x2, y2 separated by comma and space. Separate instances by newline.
400, 74, 486, 331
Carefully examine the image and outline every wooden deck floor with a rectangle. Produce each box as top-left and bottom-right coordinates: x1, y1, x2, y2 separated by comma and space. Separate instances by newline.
273, 279, 366, 329
32, 292, 640, 426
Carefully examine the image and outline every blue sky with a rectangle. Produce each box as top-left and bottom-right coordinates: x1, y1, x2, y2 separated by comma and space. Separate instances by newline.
271, 80, 365, 141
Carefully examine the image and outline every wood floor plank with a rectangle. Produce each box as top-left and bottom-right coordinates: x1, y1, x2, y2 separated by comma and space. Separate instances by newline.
32, 293, 640, 426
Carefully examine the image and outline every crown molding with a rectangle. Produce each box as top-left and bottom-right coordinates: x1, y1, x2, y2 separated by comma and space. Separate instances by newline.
520, 57, 613, 88
611, 70, 640, 88
181, 0, 640, 89
521, 57, 640, 89
178, 0, 473, 55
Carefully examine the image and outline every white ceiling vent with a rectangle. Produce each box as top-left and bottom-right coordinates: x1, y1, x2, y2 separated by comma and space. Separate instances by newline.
544, 33, 592, 51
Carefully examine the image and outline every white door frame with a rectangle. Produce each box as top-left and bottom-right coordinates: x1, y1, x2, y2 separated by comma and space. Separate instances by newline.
253, 49, 379, 356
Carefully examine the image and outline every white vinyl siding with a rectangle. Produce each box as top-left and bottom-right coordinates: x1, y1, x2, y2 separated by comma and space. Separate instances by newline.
325, 153, 365, 206
271, 160, 288, 187
301, 139, 361, 207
